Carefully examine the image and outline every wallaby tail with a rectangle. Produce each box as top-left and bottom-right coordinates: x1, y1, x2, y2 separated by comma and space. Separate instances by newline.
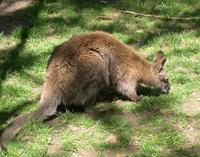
0, 113, 32, 151
0, 81, 61, 151
0, 96, 59, 151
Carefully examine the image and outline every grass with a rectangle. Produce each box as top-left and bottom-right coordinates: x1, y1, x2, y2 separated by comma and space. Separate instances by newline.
0, 0, 200, 156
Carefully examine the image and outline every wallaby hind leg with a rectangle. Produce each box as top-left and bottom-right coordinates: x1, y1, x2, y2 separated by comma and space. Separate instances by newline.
0, 91, 60, 151
32, 93, 59, 121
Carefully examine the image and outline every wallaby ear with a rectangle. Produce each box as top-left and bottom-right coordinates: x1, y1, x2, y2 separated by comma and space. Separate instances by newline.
152, 51, 166, 74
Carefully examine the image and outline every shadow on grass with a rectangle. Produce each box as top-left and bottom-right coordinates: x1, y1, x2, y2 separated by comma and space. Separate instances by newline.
0, 1, 40, 35
0, 0, 44, 82
42, 0, 200, 46
4, 0, 196, 47
86, 92, 188, 156
0, 0, 45, 96
0, 0, 45, 134
1, 0, 200, 155
46, 87, 175, 155
0, 99, 38, 133
133, 94, 177, 113
126, 18, 200, 47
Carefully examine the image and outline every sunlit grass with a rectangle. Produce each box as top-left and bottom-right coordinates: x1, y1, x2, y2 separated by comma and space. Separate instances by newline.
0, 0, 200, 156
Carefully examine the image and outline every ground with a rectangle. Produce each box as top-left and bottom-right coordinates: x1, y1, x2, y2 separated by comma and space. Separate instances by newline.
0, 0, 200, 157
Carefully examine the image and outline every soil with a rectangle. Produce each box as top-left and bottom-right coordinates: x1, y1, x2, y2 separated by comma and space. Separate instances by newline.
72, 149, 97, 157
0, 0, 33, 15
46, 130, 65, 156
182, 91, 200, 116
0, 0, 34, 35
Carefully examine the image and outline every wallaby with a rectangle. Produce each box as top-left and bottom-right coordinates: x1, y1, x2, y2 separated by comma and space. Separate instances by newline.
0, 31, 170, 151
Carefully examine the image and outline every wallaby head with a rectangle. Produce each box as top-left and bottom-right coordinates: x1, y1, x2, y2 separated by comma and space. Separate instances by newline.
151, 51, 170, 93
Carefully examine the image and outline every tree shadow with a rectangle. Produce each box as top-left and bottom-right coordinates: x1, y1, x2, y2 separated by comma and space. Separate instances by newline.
0, 0, 38, 35
43, 85, 172, 155
1, 0, 200, 155
0, 98, 38, 133
43, 0, 200, 47
87, 92, 186, 156
126, 18, 200, 47
21, 71, 44, 85
8, 0, 197, 48
0, 1, 45, 135
0, 48, 40, 82
0, 0, 44, 83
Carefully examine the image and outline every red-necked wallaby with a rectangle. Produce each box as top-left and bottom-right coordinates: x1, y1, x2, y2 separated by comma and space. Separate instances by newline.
0, 31, 169, 151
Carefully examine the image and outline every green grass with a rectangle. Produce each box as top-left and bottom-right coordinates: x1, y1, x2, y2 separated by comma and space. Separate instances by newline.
0, 0, 200, 156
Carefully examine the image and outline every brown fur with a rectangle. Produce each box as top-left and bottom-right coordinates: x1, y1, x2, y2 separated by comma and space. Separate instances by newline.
0, 31, 169, 151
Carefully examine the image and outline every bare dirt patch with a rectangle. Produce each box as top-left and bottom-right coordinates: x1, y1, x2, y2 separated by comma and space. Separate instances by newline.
0, 39, 21, 52
0, 0, 35, 35
181, 125, 200, 145
156, 116, 200, 157
101, 142, 138, 157
122, 112, 144, 127
182, 91, 200, 116
0, 0, 34, 15
175, 67, 198, 79
165, 113, 200, 151
46, 129, 65, 156
105, 133, 118, 145
72, 149, 97, 157
46, 118, 65, 156
47, 117, 64, 127
173, 121, 200, 146
164, 111, 200, 156
45, 103, 141, 157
